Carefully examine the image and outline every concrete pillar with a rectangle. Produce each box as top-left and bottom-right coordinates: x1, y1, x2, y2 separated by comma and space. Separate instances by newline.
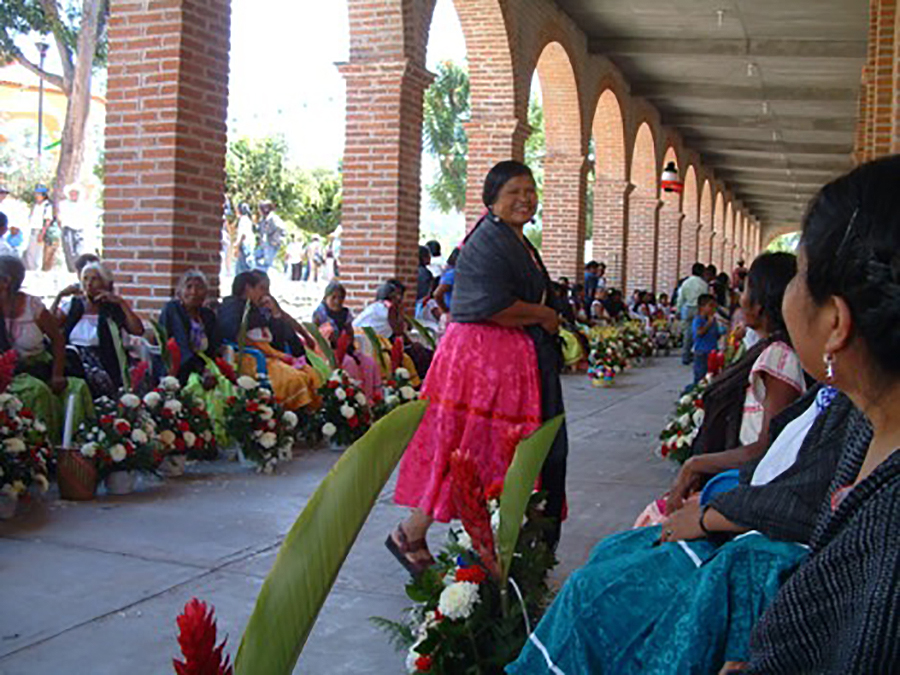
542, 152, 588, 280
657, 205, 684, 294
627, 196, 662, 293
103, 0, 231, 312
592, 179, 632, 289
338, 59, 433, 309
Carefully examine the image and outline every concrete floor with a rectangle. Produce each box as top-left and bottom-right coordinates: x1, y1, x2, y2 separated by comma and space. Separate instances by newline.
0, 357, 687, 675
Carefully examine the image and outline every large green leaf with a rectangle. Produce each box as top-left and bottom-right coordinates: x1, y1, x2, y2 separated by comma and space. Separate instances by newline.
234, 400, 428, 675
305, 350, 332, 383
496, 415, 565, 586
303, 322, 336, 370
407, 316, 437, 351
149, 319, 171, 373
361, 327, 387, 376
106, 317, 131, 392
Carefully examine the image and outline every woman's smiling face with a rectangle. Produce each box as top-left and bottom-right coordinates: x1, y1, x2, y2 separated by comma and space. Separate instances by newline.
491, 174, 538, 227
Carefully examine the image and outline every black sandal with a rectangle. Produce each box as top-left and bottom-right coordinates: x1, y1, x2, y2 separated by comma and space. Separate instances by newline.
385, 524, 434, 577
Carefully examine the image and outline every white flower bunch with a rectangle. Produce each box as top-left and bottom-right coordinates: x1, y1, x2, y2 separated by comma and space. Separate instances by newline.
237, 376, 258, 390
143, 391, 162, 408
438, 582, 480, 620
322, 422, 337, 437
282, 410, 298, 430
120, 393, 141, 408
161, 376, 181, 391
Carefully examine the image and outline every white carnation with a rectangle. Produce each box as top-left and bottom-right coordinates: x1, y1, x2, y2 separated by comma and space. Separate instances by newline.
334, 388, 347, 401
277, 444, 292, 461
455, 528, 473, 551
34, 473, 49, 493
678, 413, 691, 428
158, 429, 176, 446
160, 376, 181, 391
322, 422, 337, 437
282, 411, 298, 429
143, 391, 162, 408
202, 430, 213, 441
3, 437, 26, 454
438, 582, 480, 621
237, 376, 258, 390
120, 393, 141, 408
354, 392, 367, 406
676, 435, 689, 448
395, 367, 409, 379
183, 431, 196, 448
130, 429, 148, 444
399, 386, 416, 401
259, 432, 278, 449
692, 409, 705, 426
34, 421, 46, 433
340, 404, 355, 419
110, 444, 127, 463
81, 442, 98, 458
679, 395, 692, 406
385, 395, 400, 408
258, 405, 274, 420
163, 399, 183, 413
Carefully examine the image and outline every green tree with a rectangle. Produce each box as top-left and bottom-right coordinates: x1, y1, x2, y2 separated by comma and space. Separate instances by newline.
524, 89, 545, 249
422, 60, 470, 214
1, 0, 109, 207
767, 231, 800, 253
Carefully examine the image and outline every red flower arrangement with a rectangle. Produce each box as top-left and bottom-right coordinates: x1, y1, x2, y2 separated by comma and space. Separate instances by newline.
449, 450, 499, 579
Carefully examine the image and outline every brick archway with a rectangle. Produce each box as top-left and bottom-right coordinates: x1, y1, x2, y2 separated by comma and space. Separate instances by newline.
533, 41, 586, 280
724, 201, 735, 274
590, 88, 628, 287
656, 146, 683, 294
626, 122, 660, 292
679, 165, 700, 277
713, 191, 725, 271
698, 180, 714, 264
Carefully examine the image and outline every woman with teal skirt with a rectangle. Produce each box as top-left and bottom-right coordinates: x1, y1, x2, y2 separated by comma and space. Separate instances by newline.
0, 256, 93, 442
159, 270, 234, 445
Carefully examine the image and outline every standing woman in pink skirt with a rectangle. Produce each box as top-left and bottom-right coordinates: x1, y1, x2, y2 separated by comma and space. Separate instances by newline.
388, 160, 568, 575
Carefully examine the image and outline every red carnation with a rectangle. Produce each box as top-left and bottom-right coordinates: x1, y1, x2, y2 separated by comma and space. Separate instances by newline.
346, 387, 355, 397
326, 381, 339, 389
178, 420, 191, 432
175, 438, 187, 452
246, 402, 259, 413
100, 414, 114, 426
163, 408, 175, 419
386, 380, 397, 389
115, 420, 131, 435
455, 565, 487, 584
415, 655, 432, 672
19, 408, 33, 419
348, 416, 359, 429
173, 598, 233, 675
226, 396, 237, 406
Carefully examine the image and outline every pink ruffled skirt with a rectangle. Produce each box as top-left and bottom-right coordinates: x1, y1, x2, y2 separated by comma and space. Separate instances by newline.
394, 322, 542, 522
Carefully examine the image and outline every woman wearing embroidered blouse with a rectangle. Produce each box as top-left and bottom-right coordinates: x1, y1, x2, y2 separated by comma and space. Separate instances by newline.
0, 256, 93, 442
58, 262, 144, 399
738, 154, 900, 674
387, 160, 568, 576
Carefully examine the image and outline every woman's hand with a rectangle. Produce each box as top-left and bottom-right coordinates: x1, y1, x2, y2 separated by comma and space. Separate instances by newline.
659, 499, 704, 543
50, 374, 67, 395
57, 283, 82, 299
666, 457, 704, 513
539, 306, 560, 334
718, 662, 749, 674
93, 290, 124, 307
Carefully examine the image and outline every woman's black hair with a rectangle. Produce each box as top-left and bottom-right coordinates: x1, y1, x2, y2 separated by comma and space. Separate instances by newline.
482, 160, 534, 207
446, 247, 461, 267
745, 251, 797, 335
376, 278, 405, 301
418, 245, 431, 265
323, 279, 346, 301
232, 270, 265, 297
801, 154, 900, 374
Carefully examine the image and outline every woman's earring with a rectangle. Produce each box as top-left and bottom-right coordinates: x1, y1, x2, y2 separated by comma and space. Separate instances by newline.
823, 352, 835, 383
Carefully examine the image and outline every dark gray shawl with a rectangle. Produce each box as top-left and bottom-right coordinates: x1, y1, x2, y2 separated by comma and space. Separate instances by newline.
709, 387, 855, 544
748, 413, 899, 674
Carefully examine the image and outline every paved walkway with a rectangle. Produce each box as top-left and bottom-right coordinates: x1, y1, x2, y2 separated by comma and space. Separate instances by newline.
0, 357, 687, 674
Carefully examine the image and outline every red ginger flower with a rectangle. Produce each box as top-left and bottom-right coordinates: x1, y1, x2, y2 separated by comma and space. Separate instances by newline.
485, 479, 504, 502
0, 349, 17, 394
449, 450, 499, 579
334, 330, 352, 366
214, 358, 237, 384
173, 598, 233, 675
130, 360, 149, 391
167, 338, 182, 377
391, 337, 404, 371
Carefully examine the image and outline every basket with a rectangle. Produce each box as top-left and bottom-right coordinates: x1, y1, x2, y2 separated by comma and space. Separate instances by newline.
56, 448, 98, 501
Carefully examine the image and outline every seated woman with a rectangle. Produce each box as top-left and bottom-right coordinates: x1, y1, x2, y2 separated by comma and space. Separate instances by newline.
509, 384, 858, 675
432, 247, 459, 326
0, 256, 93, 442
662, 253, 806, 517
742, 155, 900, 674
159, 270, 233, 443
58, 262, 145, 399
352, 280, 424, 386
217, 270, 320, 411
312, 280, 382, 402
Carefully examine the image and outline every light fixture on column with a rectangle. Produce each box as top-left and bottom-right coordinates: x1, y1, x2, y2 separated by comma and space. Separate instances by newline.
747, 62, 758, 77
661, 161, 683, 193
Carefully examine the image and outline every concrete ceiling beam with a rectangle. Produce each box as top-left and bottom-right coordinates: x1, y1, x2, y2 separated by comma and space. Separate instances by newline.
685, 138, 853, 155
589, 38, 867, 59
664, 114, 856, 133
633, 83, 859, 102
700, 154, 853, 171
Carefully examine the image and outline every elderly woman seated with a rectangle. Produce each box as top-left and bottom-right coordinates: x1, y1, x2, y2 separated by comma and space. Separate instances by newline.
217, 270, 321, 411
312, 280, 382, 402
0, 256, 93, 442
353, 279, 430, 384
55, 261, 144, 399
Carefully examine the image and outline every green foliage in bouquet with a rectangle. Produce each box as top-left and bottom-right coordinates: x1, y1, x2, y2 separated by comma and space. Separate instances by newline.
75, 393, 161, 477
0, 393, 53, 499
658, 378, 709, 464
315, 369, 372, 447
143, 376, 218, 461
223, 376, 298, 472
372, 366, 419, 420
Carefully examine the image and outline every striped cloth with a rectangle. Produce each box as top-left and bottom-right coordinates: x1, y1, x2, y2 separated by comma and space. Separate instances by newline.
748, 414, 899, 673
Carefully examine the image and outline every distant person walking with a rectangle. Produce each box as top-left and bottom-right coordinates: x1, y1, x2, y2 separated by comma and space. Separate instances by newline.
59, 185, 87, 273
23, 185, 52, 271
257, 201, 285, 271
676, 262, 710, 365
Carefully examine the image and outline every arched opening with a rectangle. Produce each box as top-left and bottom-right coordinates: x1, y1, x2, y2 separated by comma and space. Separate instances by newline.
532, 41, 585, 280
656, 146, 683, 294
698, 180, 714, 264
767, 231, 800, 252
590, 88, 627, 287
713, 191, 725, 271
627, 122, 660, 292
679, 165, 699, 277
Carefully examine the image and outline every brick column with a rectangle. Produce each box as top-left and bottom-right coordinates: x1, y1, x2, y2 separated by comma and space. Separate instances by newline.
871, 0, 897, 157
104, 0, 230, 313
592, 179, 632, 289
542, 152, 588, 280
679, 219, 699, 278
712, 229, 725, 271
627, 196, 662, 293
697, 222, 713, 264
338, 60, 433, 310
463, 116, 530, 228
656, 206, 683, 295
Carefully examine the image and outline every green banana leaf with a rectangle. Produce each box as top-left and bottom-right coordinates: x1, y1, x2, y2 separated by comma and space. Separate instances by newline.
303, 321, 336, 370
496, 415, 565, 586
305, 350, 332, 383
237, 299, 252, 361
407, 316, 436, 351
107, 317, 131, 392
362, 327, 387, 375
234, 399, 428, 675
149, 319, 171, 373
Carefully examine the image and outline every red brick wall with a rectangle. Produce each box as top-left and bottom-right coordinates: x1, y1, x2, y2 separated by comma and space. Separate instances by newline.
856, 0, 898, 160
592, 179, 631, 288
542, 153, 588, 279
627, 196, 661, 293
104, 0, 230, 314
657, 200, 682, 295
